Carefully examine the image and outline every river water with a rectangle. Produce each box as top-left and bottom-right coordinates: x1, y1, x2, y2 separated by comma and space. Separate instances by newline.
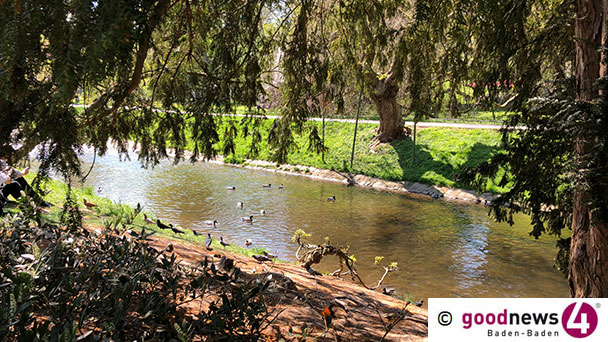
80, 151, 568, 300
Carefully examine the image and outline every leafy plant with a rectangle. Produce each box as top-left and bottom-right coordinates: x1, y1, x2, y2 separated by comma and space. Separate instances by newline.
1, 201, 272, 341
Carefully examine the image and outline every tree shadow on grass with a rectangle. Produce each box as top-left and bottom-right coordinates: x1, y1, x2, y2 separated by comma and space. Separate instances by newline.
389, 138, 498, 188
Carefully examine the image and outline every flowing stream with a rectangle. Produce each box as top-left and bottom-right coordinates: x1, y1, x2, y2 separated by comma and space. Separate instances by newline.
79, 151, 569, 300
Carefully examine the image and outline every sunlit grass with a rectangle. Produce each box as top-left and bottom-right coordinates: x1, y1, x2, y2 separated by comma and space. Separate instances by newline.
211, 119, 508, 193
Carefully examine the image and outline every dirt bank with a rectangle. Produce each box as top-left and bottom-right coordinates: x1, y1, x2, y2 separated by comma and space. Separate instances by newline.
98, 225, 429, 341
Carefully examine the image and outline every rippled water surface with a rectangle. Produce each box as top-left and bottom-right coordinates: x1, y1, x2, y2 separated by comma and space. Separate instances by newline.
80, 151, 569, 300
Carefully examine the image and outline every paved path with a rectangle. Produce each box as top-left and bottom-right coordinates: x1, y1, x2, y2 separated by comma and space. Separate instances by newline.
73, 104, 514, 130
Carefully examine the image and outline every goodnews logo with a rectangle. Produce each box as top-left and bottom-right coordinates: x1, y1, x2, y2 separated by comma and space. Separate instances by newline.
429, 299, 607, 341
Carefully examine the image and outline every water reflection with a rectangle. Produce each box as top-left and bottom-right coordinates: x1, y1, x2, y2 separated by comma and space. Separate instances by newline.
78, 150, 568, 300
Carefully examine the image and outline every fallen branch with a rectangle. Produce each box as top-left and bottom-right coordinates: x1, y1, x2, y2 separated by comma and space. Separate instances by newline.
292, 230, 397, 291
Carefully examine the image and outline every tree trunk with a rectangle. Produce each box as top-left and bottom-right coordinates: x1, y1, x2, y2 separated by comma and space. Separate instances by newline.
568, 0, 607, 297
601, 0, 608, 80
370, 81, 403, 143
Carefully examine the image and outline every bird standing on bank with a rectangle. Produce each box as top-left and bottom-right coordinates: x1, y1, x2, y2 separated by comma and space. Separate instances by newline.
220, 236, 230, 247
205, 233, 213, 250
171, 226, 185, 234
144, 213, 154, 225
262, 251, 277, 259
83, 198, 96, 208
157, 219, 171, 230
252, 254, 272, 263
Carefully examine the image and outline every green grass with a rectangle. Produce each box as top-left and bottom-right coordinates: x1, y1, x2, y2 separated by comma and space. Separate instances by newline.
204, 119, 508, 193
8, 176, 269, 258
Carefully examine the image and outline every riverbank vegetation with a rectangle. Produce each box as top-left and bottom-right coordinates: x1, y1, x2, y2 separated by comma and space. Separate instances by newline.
211, 119, 507, 193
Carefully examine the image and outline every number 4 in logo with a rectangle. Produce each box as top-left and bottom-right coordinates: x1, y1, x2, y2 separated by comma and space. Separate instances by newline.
562, 302, 598, 338
567, 303, 589, 334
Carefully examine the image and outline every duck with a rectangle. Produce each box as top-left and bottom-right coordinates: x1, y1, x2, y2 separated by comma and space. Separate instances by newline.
262, 251, 277, 259
83, 198, 96, 208
143, 213, 155, 225
260, 209, 266, 215
205, 233, 213, 250
226, 186, 236, 190
245, 239, 252, 247
97, 186, 102, 193
262, 184, 271, 188
414, 299, 424, 307
382, 287, 396, 296
252, 254, 272, 263
220, 236, 230, 247
237, 202, 243, 209
156, 219, 171, 230
204, 220, 218, 227
192, 229, 205, 236
278, 184, 284, 189
171, 226, 186, 234
241, 215, 254, 222
327, 195, 336, 201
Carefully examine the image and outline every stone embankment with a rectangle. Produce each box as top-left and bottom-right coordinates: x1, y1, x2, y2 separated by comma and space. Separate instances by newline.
211, 158, 497, 205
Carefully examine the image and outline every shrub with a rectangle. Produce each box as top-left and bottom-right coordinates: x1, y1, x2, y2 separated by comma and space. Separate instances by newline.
0, 204, 270, 341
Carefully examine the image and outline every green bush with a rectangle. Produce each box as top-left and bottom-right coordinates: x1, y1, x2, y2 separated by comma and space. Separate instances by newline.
0, 203, 270, 341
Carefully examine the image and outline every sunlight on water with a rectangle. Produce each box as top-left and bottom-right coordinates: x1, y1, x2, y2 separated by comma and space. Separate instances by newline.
80, 150, 569, 300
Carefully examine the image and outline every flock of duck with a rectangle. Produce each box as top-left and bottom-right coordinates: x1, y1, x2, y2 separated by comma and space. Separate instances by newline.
136, 183, 337, 263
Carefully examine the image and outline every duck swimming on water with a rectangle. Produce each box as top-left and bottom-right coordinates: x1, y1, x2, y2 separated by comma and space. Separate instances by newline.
204, 220, 218, 227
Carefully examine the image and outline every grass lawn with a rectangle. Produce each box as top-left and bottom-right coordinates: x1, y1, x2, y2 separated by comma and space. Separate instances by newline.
207, 119, 507, 193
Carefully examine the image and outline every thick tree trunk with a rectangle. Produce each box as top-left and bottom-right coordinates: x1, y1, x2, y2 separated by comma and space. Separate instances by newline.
568, 0, 607, 297
370, 81, 403, 143
601, 0, 608, 79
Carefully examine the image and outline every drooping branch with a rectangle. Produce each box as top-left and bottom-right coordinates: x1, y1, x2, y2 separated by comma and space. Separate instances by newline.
84, 0, 172, 118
